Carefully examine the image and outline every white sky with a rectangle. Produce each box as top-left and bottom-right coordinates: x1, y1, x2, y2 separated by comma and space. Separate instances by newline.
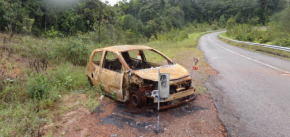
103, 0, 121, 5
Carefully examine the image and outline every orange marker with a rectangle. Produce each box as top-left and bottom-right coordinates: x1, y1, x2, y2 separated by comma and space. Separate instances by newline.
137, 52, 141, 60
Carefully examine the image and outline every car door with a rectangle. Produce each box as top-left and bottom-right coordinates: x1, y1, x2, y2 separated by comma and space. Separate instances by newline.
90, 50, 104, 86
98, 51, 124, 101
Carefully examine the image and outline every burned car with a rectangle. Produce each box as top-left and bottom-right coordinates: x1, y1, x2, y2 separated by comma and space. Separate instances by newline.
86, 45, 196, 110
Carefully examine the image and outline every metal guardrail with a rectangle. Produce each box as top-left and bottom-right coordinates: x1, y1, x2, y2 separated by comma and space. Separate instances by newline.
219, 33, 290, 52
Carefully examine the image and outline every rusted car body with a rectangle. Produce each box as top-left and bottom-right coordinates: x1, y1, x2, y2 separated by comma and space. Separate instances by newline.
86, 45, 196, 110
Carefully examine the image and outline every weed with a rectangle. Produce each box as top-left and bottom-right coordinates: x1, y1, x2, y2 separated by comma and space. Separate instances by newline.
112, 92, 117, 101
97, 83, 106, 96
26, 73, 50, 100
85, 132, 90, 137
55, 123, 60, 128
87, 98, 99, 114
75, 125, 81, 131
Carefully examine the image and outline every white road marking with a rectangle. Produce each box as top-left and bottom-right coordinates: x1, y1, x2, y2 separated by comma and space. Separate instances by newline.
207, 36, 290, 74
282, 73, 290, 76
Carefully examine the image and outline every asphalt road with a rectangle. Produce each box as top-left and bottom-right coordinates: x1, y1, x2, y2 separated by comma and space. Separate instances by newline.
199, 32, 290, 137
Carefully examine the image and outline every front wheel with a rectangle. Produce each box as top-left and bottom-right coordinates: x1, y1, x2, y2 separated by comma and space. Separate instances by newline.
125, 87, 147, 113
130, 92, 142, 108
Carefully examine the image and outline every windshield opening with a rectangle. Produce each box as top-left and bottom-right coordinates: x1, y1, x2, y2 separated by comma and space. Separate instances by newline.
121, 49, 173, 70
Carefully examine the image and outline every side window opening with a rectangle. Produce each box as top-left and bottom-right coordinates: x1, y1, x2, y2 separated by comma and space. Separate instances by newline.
92, 51, 103, 66
103, 51, 122, 73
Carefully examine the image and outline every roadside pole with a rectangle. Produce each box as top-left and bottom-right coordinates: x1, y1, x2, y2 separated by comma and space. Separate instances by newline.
191, 56, 199, 79
191, 56, 194, 78
157, 69, 160, 133
150, 69, 169, 133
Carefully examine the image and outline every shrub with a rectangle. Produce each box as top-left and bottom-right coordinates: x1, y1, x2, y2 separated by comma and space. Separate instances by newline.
26, 73, 50, 100
66, 41, 89, 66
97, 83, 105, 96
87, 98, 99, 114
180, 31, 189, 40
219, 15, 226, 28
226, 16, 236, 37
211, 24, 218, 30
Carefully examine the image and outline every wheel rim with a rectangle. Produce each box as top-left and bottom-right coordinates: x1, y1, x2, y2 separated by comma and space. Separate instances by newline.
131, 93, 140, 107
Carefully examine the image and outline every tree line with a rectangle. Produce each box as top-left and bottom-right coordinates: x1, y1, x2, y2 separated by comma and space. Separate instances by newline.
0, 0, 288, 40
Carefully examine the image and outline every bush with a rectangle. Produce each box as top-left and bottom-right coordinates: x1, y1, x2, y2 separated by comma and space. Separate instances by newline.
26, 73, 50, 100
66, 41, 89, 66
226, 16, 236, 37
26, 63, 85, 100
211, 24, 218, 30
273, 37, 290, 47
49, 63, 87, 90
180, 31, 189, 40
0, 101, 45, 136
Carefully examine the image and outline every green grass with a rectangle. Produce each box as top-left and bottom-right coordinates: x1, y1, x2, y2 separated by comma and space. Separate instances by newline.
146, 32, 204, 62
0, 30, 208, 136
189, 32, 201, 39
220, 32, 231, 39
0, 33, 101, 136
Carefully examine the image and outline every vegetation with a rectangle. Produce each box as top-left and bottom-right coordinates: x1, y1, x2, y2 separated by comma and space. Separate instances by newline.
1, 0, 290, 136
0, 22, 210, 136
219, 33, 290, 59
0, 0, 288, 40
225, 7, 290, 47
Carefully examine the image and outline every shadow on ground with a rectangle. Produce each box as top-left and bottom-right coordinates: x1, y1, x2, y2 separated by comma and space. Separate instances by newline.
96, 99, 208, 133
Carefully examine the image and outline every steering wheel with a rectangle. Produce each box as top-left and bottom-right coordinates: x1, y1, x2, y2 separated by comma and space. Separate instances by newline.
144, 61, 149, 68
135, 60, 141, 70
135, 60, 149, 70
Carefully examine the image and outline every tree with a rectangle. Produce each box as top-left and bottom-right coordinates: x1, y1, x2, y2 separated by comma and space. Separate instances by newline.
139, 4, 159, 23
219, 15, 226, 28
163, 6, 185, 29
145, 20, 158, 37
121, 14, 143, 33
42, 1, 60, 33
22, 16, 35, 34
0, 2, 4, 31
234, 11, 243, 24
226, 16, 236, 36
0, 0, 23, 32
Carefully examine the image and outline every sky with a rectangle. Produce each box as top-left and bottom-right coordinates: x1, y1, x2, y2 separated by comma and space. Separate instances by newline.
45, 0, 121, 7
103, 0, 120, 5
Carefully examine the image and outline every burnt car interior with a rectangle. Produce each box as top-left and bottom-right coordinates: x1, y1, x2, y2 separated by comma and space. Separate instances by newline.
121, 49, 173, 70
103, 51, 122, 73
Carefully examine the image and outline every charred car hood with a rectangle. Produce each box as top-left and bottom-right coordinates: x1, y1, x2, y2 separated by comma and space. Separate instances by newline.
133, 64, 189, 81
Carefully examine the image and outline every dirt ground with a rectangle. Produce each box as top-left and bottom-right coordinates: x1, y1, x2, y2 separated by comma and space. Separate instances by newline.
43, 50, 227, 137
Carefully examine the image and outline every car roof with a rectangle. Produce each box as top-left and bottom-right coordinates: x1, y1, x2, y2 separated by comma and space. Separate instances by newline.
101, 45, 153, 52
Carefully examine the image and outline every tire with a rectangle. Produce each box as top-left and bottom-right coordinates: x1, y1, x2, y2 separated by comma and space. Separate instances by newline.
130, 92, 142, 108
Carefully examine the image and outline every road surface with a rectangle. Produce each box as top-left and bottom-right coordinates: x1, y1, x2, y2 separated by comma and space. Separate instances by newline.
199, 32, 290, 137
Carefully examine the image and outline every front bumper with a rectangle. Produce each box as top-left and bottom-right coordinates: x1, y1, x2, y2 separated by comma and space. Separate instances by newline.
154, 88, 196, 103
153, 88, 196, 110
